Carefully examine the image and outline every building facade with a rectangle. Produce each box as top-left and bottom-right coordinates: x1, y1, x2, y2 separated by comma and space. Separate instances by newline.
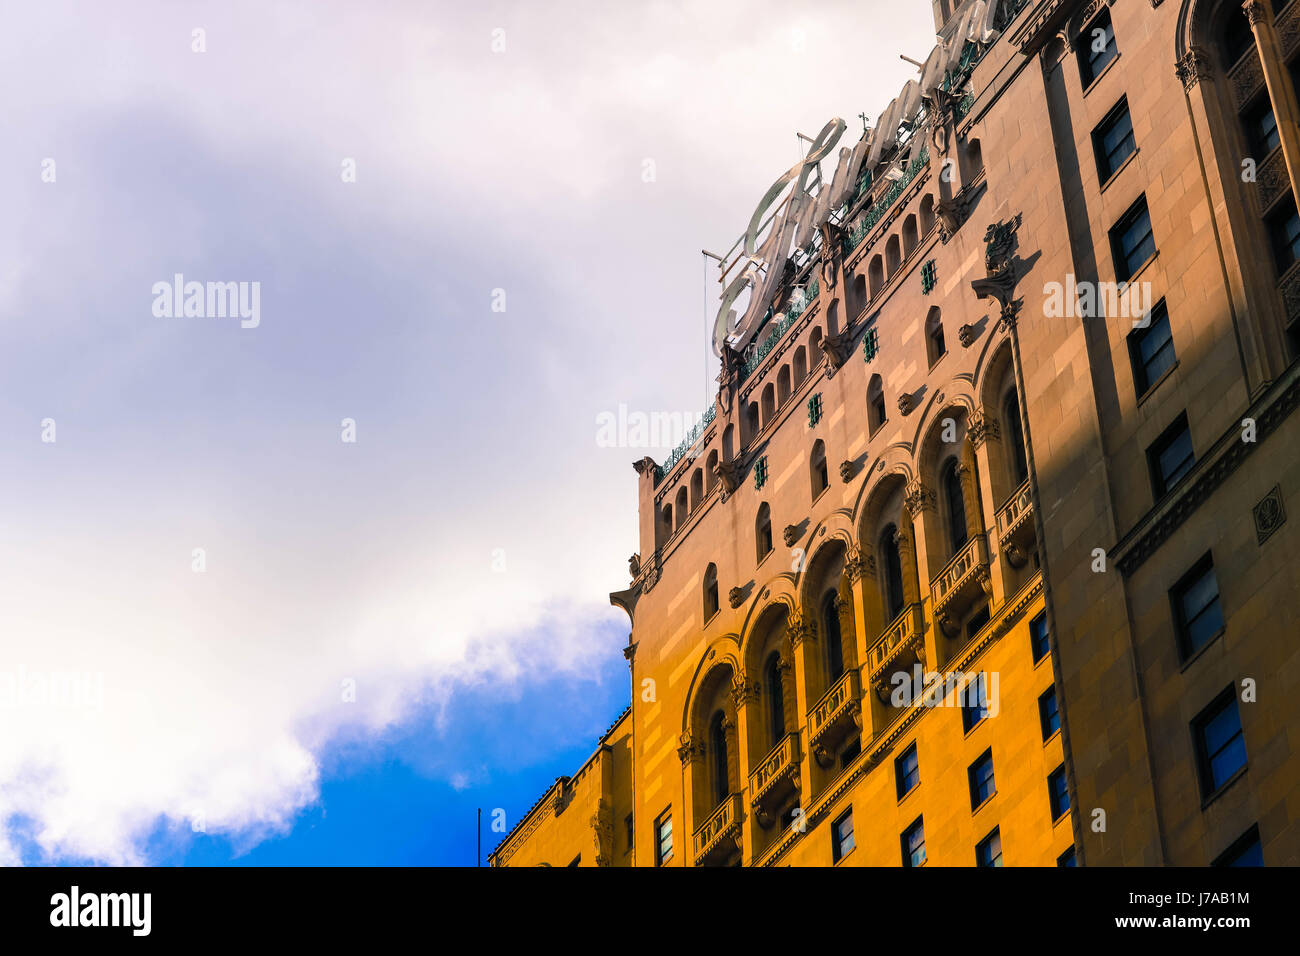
490, 0, 1300, 867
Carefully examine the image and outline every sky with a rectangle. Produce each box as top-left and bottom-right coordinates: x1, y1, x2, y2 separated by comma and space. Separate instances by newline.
0, 0, 936, 865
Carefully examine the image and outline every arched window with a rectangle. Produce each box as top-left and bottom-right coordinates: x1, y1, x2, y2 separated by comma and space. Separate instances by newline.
822, 590, 844, 683
703, 563, 719, 620
709, 710, 729, 806
761, 384, 776, 425
744, 402, 760, 444
662, 503, 673, 536
886, 234, 902, 276
765, 652, 785, 744
722, 424, 735, 462
793, 346, 807, 385
827, 301, 841, 337
690, 468, 704, 511
852, 274, 867, 316
705, 450, 719, 492
903, 214, 919, 256
756, 503, 773, 561
1004, 388, 1029, 486
925, 307, 945, 367
810, 439, 829, 499
778, 365, 792, 404
675, 486, 689, 530
868, 374, 886, 435
869, 255, 885, 298
941, 458, 968, 555
880, 524, 905, 621
920, 194, 936, 234
809, 328, 824, 367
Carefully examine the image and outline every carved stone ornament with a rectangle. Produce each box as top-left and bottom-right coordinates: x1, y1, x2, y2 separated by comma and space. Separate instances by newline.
1175, 48, 1212, 91
936, 194, 966, 244
904, 480, 937, 515
714, 459, 741, 498
958, 322, 978, 347
627, 553, 641, 579
728, 586, 745, 609
818, 221, 843, 290
898, 392, 916, 415
787, 613, 817, 647
821, 329, 855, 374
632, 456, 657, 478
1244, 0, 1266, 26
783, 524, 801, 547
677, 732, 703, 765
1254, 485, 1287, 544
1005, 543, 1028, 568
984, 214, 1022, 276
731, 674, 761, 707
839, 459, 857, 483
640, 555, 661, 594
968, 410, 1001, 447
844, 545, 873, 583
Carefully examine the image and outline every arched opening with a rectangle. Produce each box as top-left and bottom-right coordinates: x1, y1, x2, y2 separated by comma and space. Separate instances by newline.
675, 486, 689, 531
793, 346, 808, 385
761, 383, 776, 426
925, 307, 946, 367
722, 424, 735, 463
765, 651, 786, 745
941, 458, 968, 556
869, 255, 885, 298
868, 374, 886, 435
810, 439, 829, 499
880, 524, 905, 622
703, 563, 719, 621
809, 327, 824, 368
885, 234, 902, 276
744, 402, 760, 445
902, 214, 919, 257
920, 194, 936, 234
821, 589, 844, 684
690, 468, 704, 511
706, 449, 719, 492
851, 274, 867, 316
756, 503, 773, 561
777, 365, 792, 404
709, 710, 730, 807
827, 300, 841, 337
962, 138, 984, 182
1004, 387, 1029, 486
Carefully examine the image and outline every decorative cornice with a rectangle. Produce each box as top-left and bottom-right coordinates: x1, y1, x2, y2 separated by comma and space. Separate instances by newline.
904, 479, 936, 516
968, 410, 1001, 447
731, 674, 761, 707
787, 613, 817, 648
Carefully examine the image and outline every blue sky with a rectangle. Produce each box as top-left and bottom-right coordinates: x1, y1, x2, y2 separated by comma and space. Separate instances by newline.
0, 0, 934, 865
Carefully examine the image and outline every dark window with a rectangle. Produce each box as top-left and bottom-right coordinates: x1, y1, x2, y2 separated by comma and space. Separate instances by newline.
1110, 195, 1156, 281
1039, 685, 1061, 740
1193, 689, 1247, 797
1147, 413, 1195, 498
1030, 611, 1050, 663
969, 748, 996, 809
976, 827, 1003, 867
568, 854, 580, 866
902, 816, 926, 867
811, 439, 829, 498
896, 743, 920, 799
1004, 388, 1029, 486
880, 524, 905, 621
1057, 846, 1077, 867
926, 309, 946, 366
962, 673, 989, 732
1093, 97, 1136, 181
1213, 825, 1264, 867
966, 604, 991, 640
1077, 9, 1118, 87
942, 458, 969, 556
1222, 8, 1254, 66
709, 711, 729, 807
703, 563, 719, 621
1048, 764, 1070, 820
823, 590, 844, 684
765, 652, 786, 745
1128, 299, 1176, 395
756, 503, 773, 561
1172, 553, 1225, 658
840, 738, 861, 767
655, 812, 673, 865
1244, 97, 1280, 157
832, 808, 855, 863
1267, 196, 1300, 273
868, 375, 887, 434
624, 813, 634, 853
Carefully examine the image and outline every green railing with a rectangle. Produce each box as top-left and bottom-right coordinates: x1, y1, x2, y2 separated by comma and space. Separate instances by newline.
654, 403, 716, 483
842, 145, 930, 257
739, 278, 819, 383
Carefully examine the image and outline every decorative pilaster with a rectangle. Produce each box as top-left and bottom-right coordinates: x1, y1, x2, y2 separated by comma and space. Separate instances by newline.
787, 612, 817, 648
968, 410, 1001, 448
1175, 47, 1212, 91
677, 732, 703, 766
904, 479, 937, 516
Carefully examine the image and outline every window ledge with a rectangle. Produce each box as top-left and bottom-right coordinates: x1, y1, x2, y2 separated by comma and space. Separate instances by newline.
1134, 359, 1179, 408
1043, 727, 1062, 747
1120, 248, 1160, 287
972, 790, 998, 815
1178, 626, 1227, 674
1200, 766, 1248, 811
1081, 52, 1121, 97
1099, 147, 1139, 194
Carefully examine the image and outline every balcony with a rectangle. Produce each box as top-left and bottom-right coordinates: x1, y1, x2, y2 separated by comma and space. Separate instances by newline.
867, 603, 924, 702
749, 733, 801, 827
996, 480, 1035, 568
931, 534, 992, 637
693, 792, 743, 866
806, 669, 862, 766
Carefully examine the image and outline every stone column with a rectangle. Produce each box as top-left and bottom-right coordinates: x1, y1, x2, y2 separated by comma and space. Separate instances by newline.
786, 612, 817, 813
1245, 0, 1300, 208
730, 674, 759, 865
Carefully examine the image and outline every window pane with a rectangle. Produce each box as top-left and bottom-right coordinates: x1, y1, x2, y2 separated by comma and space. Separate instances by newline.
1030, 612, 1050, 662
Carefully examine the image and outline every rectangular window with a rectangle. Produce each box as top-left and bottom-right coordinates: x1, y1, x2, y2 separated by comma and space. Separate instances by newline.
1194, 688, 1248, 797
1077, 9, 1118, 87
895, 743, 920, 799
1213, 825, 1263, 867
976, 827, 1003, 867
1030, 611, 1050, 663
1245, 98, 1280, 157
1171, 553, 1225, 658
1093, 97, 1136, 181
965, 603, 991, 640
863, 327, 879, 362
832, 808, 855, 863
1039, 685, 1061, 740
1057, 846, 1077, 867
807, 392, 823, 427
968, 748, 996, 810
901, 816, 926, 867
655, 811, 673, 866
1048, 764, 1071, 821
1128, 299, 1176, 395
962, 673, 989, 732
624, 813, 634, 853
1267, 196, 1300, 272
1109, 195, 1156, 281
1147, 413, 1195, 498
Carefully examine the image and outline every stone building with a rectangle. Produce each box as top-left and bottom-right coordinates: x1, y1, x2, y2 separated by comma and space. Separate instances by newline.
490, 0, 1300, 867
